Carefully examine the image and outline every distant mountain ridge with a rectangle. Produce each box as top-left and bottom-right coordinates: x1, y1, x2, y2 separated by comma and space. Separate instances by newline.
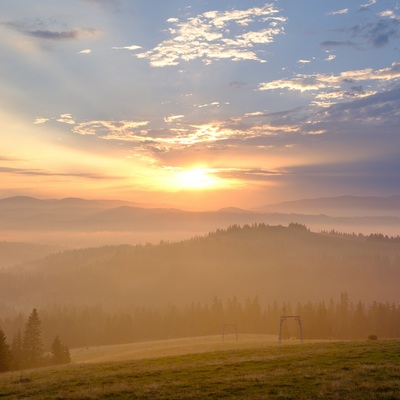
0, 196, 162, 209
1, 195, 399, 247
256, 195, 400, 216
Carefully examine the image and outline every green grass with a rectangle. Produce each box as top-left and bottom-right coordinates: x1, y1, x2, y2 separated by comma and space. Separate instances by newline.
0, 339, 399, 399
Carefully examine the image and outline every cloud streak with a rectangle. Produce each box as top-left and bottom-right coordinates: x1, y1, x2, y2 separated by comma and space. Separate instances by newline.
3, 21, 102, 42
0, 166, 120, 180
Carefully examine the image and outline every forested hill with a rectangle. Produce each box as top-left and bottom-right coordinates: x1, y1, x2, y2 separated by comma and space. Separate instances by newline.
0, 242, 63, 268
1, 224, 399, 311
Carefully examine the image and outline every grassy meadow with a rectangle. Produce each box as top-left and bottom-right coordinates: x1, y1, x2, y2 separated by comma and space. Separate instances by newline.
0, 337, 399, 399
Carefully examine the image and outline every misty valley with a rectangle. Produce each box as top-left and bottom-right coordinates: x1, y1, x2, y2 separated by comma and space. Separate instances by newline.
1, 222, 400, 357
1, 201, 400, 399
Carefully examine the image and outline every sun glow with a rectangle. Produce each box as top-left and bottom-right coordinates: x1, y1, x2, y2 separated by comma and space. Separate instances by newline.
174, 168, 221, 190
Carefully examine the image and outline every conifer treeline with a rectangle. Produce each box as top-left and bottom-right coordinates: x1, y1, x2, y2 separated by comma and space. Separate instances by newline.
1, 293, 399, 358
0, 308, 70, 372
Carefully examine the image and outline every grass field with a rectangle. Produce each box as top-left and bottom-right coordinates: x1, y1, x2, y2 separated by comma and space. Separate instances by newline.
0, 337, 399, 399
71, 334, 279, 364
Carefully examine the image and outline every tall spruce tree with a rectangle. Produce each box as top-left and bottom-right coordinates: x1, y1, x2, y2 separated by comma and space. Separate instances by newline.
22, 309, 44, 368
51, 336, 71, 365
0, 327, 11, 372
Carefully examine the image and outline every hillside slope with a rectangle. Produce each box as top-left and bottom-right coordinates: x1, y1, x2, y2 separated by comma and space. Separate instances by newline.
0, 224, 399, 309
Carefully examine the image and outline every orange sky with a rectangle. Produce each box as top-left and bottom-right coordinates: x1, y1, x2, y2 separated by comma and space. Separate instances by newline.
1, 1, 400, 210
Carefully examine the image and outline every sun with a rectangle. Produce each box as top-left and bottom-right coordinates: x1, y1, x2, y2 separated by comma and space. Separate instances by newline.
174, 168, 220, 190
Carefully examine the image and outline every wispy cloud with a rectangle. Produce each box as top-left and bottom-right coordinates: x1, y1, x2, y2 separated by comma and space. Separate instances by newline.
112, 45, 142, 51
359, 0, 377, 11
320, 40, 358, 48
73, 120, 150, 141
350, 18, 400, 47
258, 62, 400, 106
215, 168, 284, 181
0, 166, 119, 180
4, 21, 102, 41
327, 9, 349, 16
193, 102, 228, 109
379, 10, 400, 20
325, 54, 336, 61
34, 117, 50, 125
164, 115, 184, 123
134, 4, 286, 67
57, 114, 76, 125
0, 156, 22, 162
25, 27, 101, 41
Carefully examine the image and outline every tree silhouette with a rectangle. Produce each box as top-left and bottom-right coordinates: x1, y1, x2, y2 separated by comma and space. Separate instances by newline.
22, 308, 44, 368
0, 327, 11, 372
51, 336, 71, 365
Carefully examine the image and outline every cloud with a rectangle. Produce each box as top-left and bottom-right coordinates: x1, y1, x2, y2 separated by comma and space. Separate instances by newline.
193, 102, 227, 109
34, 117, 50, 124
325, 54, 336, 61
27, 27, 101, 40
3, 21, 102, 41
359, 0, 377, 11
112, 45, 142, 51
73, 120, 150, 141
320, 40, 357, 48
57, 114, 76, 125
79, 49, 92, 54
0, 156, 21, 162
315, 86, 400, 125
215, 168, 284, 181
134, 4, 286, 67
0, 166, 119, 180
258, 62, 400, 106
321, 9, 400, 50
164, 115, 184, 123
244, 112, 265, 117
259, 75, 328, 92
350, 18, 400, 47
327, 9, 349, 16
379, 10, 400, 20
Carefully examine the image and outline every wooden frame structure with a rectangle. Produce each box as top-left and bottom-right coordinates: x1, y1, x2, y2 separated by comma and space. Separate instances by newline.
279, 315, 304, 344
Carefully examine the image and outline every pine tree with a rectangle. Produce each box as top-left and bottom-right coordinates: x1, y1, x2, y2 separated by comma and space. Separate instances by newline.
22, 309, 44, 368
0, 327, 11, 372
50, 336, 71, 365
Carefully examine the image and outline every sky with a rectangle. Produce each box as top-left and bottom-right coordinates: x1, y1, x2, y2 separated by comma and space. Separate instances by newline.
1, 0, 399, 210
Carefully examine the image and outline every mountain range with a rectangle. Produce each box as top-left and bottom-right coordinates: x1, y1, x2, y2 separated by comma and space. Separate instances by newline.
255, 195, 400, 217
0, 195, 399, 249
